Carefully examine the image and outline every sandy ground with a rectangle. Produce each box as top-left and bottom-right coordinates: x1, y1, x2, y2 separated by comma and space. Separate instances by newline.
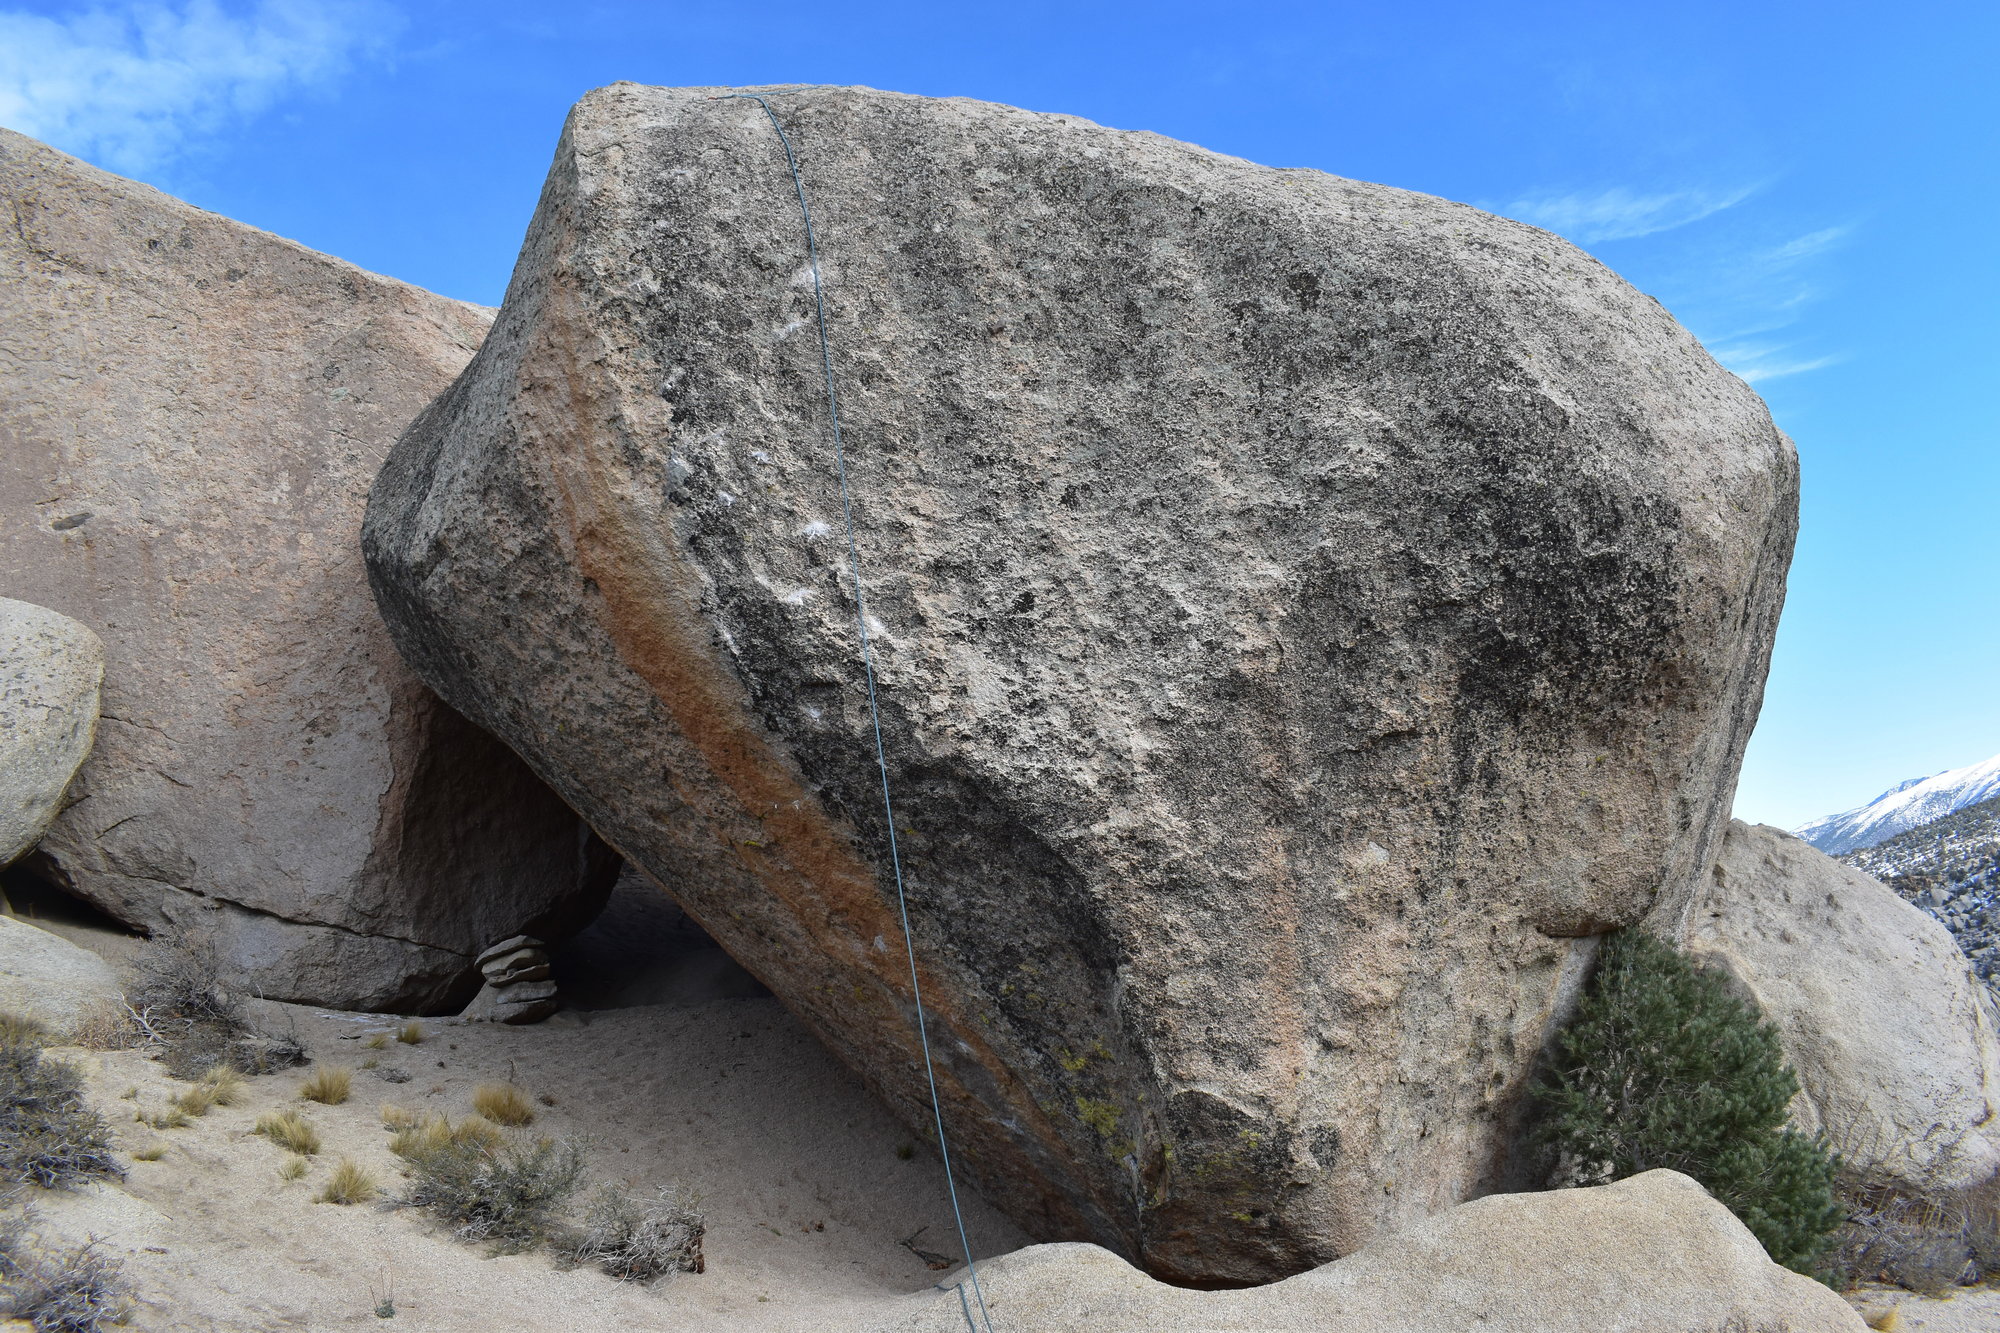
5, 881, 1997, 1331
6, 877, 1028, 1331
1847, 1284, 2000, 1332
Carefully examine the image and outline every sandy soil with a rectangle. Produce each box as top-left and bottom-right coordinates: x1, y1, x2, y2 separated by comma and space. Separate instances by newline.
7, 887, 1995, 1332
6, 879, 1028, 1332
1847, 1284, 2000, 1332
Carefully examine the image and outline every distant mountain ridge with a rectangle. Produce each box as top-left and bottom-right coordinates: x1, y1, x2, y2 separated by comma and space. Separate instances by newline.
1795, 751, 2000, 855
1841, 794, 2000, 993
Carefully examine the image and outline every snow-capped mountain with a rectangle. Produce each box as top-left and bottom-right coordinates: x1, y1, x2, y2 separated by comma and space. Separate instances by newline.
1796, 751, 2000, 855
1841, 795, 2000, 993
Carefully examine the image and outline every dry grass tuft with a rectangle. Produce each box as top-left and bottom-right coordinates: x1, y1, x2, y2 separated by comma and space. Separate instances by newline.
397, 1021, 425, 1045
278, 1154, 310, 1183
254, 1108, 321, 1156
380, 1104, 419, 1132
472, 1083, 535, 1127
171, 1083, 216, 1118
389, 1113, 502, 1160
299, 1066, 352, 1106
0, 1011, 50, 1048
130, 1145, 167, 1162
317, 1158, 377, 1205
201, 1064, 247, 1107
141, 1106, 190, 1131
363, 1033, 389, 1050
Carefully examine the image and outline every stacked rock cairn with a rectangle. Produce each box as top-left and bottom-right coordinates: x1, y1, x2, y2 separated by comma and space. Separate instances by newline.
468, 935, 558, 1023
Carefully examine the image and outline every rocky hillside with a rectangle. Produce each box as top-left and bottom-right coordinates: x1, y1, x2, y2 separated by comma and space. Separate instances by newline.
1797, 751, 2000, 855
1841, 795, 2000, 992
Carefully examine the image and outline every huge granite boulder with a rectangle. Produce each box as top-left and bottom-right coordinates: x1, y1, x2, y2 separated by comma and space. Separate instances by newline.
0, 599, 103, 867
1679, 820, 2000, 1193
871, 1172, 1864, 1331
363, 84, 1798, 1280
0, 130, 614, 1013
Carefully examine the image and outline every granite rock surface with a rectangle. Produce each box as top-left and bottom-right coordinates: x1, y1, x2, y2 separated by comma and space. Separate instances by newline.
0, 599, 102, 867
364, 84, 1798, 1278
0, 130, 614, 1012
1681, 820, 2000, 1194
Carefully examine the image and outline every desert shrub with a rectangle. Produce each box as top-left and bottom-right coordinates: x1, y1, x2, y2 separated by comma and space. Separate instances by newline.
396, 1134, 586, 1248
317, 1159, 377, 1206
564, 1185, 706, 1280
228, 1032, 307, 1076
298, 1067, 351, 1106
471, 1083, 534, 1127
1532, 930, 1843, 1275
64, 1005, 137, 1054
0, 1209, 134, 1332
0, 1027, 121, 1190
1826, 1170, 2000, 1294
253, 1109, 321, 1156
127, 923, 253, 1079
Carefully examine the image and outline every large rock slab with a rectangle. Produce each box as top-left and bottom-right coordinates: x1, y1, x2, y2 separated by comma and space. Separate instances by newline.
0, 599, 102, 866
363, 84, 1798, 1280
0, 129, 614, 1013
0, 915, 123, 1037
1679, 820, 2000, 1193
871, 1172, 1865, 1332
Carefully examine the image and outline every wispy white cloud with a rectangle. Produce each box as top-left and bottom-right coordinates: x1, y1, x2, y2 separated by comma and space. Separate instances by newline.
1704, 343, 1844, 384
1487, 183, 1761, 244
0, 1, 396, 173
1698, 226, 1855, 383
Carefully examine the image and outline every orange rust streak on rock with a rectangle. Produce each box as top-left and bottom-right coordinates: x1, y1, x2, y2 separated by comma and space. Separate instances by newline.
528, 274, 1052, 1120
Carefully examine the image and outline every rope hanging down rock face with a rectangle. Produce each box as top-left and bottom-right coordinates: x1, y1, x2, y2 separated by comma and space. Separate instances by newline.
710, 89, 998, 1333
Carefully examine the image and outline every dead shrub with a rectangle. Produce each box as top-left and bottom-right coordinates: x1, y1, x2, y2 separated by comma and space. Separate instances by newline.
0, 1208, 134, 1331
1822, 1121, 2000, 1293
0, 1025, 121, 1190
564, 1185, 706, 1280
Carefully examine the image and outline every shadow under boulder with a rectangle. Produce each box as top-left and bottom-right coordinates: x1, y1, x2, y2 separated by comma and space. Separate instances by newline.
548, 867, 769, 1012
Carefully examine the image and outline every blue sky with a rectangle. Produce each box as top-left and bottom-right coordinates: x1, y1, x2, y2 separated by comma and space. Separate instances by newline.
2, 0, 1992, 828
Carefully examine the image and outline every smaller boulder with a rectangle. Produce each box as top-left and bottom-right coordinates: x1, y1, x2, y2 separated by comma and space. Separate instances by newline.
869, 1171, 1862, 1331
1684, 820, 2000, 1193
461, 936, 559, 1023
0, 600, 102, 867
0, 915, 121, 1038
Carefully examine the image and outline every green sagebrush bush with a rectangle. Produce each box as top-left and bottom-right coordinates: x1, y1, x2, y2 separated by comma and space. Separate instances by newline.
395, 1133, 586, 1250
1532, 930, 1843, 1276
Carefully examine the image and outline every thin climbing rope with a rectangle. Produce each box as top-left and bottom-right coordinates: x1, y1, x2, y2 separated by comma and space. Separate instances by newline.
713, 90, 997, 1333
